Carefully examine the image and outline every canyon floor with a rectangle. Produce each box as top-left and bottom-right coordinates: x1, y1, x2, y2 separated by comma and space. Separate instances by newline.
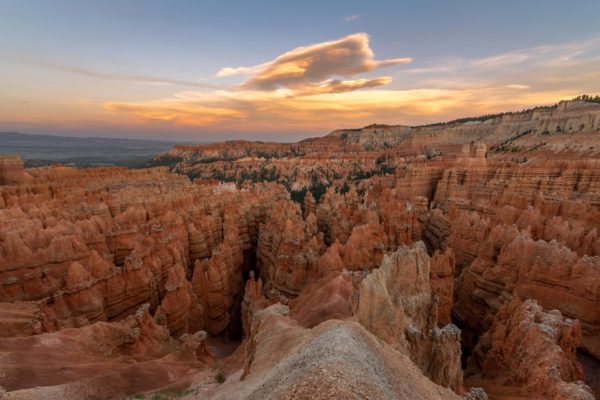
1, 99, 599, 399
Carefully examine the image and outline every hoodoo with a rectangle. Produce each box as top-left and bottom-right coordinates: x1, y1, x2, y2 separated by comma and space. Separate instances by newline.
1, 98, 599, 399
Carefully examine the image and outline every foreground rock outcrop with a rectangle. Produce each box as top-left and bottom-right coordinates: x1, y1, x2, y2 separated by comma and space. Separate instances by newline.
357, 242, 463, 391
0, 304, 214, 399
210, 304, 462, 400
466, 299, 594, 400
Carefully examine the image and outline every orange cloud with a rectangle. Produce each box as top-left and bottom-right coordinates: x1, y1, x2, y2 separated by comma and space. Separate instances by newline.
218, 33, 411, 91
103, 86, 579, 133
104, 98, 246, 125
294, 77, 393, 96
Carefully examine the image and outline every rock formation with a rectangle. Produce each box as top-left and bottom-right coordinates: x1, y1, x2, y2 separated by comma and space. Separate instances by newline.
356, 242, 463, 391
2, 98, 600, 398
0, 304, 214, 399
430, 247, 456, 327
221, 304, 462, 400
466, 299, 594, 400
0, 155, 30, 185
290, 271, 355, 328
256, 200, 325, 297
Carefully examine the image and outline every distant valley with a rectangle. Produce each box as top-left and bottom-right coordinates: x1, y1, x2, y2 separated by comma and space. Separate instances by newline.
0, 131, 195, 167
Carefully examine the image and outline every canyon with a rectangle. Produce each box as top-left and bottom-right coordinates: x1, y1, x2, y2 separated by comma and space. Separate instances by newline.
0, 99, 599, 399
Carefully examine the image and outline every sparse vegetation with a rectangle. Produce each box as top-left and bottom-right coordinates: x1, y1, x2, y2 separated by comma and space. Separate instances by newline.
289, 175, 331, 208
417, 106, 557, 128
126, 388, 195, 400
490, 130, 534, 153
416, 94, 599, 130
573, 94, 600, 104
143, 154, 184, 168
378, 165, 396, 175
215, 371, 226, 384
290, 187, 308, 206
309, 181, 329, 202
211, 362, 227, 385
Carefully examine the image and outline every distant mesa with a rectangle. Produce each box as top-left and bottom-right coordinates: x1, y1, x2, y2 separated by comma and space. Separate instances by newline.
0, 131, 182, 167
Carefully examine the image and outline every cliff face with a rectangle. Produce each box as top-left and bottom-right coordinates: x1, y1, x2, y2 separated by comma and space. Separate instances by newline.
420, 158, 600, 359
330, 124, 412, 148
453, 229, 600, 356
331, 100, 600, 155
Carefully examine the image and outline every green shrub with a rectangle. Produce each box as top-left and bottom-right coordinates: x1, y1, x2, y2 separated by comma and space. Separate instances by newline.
215, 371, 226, 384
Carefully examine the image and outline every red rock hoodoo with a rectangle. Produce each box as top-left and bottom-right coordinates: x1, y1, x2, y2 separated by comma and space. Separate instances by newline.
1, 98, 599, 399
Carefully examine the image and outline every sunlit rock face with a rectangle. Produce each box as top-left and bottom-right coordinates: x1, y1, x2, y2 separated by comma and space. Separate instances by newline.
466, 298, 594, 400
425, 158, 600, 358
1, 100, 600, 398
0, 166, 288, 339
356, 242, 463, 391
0, 303, 215, 398
430, 247, 456, 327
256, 199, 325, 298
232, 304, 461, 400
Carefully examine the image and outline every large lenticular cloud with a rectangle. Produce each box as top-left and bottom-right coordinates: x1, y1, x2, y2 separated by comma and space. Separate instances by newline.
219, 33, 411, 91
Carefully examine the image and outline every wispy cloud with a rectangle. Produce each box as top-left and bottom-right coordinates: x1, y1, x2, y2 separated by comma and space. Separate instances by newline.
399, 35, 600, 91
344, 15, 360, 23
216, 66, 257, 77
13, 58, 222, 89
506, 84, 530, 90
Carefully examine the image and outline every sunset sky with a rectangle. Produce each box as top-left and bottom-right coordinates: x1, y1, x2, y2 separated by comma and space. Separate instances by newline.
1, 0, 600, 141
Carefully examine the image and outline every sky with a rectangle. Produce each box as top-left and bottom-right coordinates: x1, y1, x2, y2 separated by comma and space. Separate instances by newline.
1, 0, 600, 142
